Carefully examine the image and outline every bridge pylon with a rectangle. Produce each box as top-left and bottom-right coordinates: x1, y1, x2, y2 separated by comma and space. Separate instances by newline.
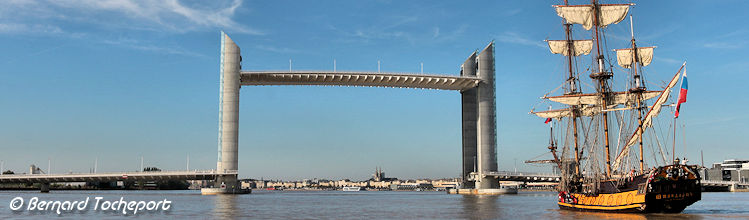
201, 32, 249, 195
453, 42, 503, 195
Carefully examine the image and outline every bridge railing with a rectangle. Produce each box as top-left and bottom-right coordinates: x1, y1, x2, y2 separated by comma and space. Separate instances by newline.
701, 180, 749, 186
486, 171, 561, 178
241, 70, 477, 79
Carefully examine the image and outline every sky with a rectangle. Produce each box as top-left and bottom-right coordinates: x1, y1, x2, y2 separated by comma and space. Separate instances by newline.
1, 0, 747, 181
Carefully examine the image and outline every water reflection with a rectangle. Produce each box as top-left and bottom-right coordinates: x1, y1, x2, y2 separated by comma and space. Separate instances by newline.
212, 195, 239, 219
461, 195, 500, 219
556, 207, 705, 220
557, 209, 648, 220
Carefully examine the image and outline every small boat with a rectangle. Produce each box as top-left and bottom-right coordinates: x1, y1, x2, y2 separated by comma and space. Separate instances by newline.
342, 186, 362, 191
499, 184, 519, 194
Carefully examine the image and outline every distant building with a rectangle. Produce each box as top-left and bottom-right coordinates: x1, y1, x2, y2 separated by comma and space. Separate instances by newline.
239, 179, 256, 189
371, 167, 397, 182
703, 159, 749, 182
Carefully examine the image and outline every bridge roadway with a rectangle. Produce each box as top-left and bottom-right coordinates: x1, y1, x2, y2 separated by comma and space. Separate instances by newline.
701, 180, 749, 191
474, 171, 562, 182
0, 170, 232, 183
240, 71, 482, 91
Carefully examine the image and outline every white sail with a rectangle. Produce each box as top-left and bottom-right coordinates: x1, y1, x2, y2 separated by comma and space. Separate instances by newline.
547, 40, 593, 56
638, 47, 654, 67
598, 5, 630, 28
612, 63, 686, 170
616, 47, 655, 68
545, 91, 661, 106
532, 106, 601, 119
555, 6, 594, 30
555, 4, 630, 30
610, 90, 660, 107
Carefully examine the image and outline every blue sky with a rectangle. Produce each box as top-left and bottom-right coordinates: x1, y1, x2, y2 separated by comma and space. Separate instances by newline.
1, 0, 747, 180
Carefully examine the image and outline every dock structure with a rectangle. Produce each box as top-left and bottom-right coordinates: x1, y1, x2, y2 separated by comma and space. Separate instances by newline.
0, 170, 229, 192
0, 170, 227, 183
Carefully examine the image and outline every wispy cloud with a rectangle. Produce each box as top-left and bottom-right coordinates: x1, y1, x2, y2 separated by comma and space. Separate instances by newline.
655, 56, 682, 65
433, 25, 468, 42
495, 31, 545, 48
0, 0, 253, 58
327, 16, 467, 46
0, 23, 61, 34
638, 24, 680, 42
0, 0, 262, 35
102, 38, 207, 58
502, 8, 523, 17
703, 41, 747, 50
255, 45, 300, 54
700, 28, 749, 50
0, 22, 89, 40
344, 15, 419, 42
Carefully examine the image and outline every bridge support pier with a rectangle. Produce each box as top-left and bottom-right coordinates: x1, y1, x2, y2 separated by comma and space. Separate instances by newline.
454, 42, 501, 195
460, 51, 478, 189
40, 183, 50, 193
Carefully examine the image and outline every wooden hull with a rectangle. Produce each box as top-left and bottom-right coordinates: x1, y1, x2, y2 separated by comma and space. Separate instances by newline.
558, 189, 646, 212
557, 165, 701, 213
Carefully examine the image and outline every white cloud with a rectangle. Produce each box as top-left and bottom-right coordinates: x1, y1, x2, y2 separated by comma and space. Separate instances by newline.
0, 0, 262, 35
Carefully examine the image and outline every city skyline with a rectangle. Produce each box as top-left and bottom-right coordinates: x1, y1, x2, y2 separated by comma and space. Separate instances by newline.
1, 1, 747, 180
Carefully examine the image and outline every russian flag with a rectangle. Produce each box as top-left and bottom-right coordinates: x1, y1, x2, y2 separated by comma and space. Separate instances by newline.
675, 66, 688, 118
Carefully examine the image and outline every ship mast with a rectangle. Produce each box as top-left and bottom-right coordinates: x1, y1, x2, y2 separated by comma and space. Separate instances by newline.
539, 0, 634, 179
563, 0, 582, 177
628, 15, 647, 174
590, 0, 613, 176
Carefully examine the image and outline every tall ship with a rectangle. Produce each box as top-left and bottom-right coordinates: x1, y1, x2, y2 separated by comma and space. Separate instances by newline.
530, 0, 701, 213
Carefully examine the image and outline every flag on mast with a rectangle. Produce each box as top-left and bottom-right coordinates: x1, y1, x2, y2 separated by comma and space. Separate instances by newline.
675, 64, 688, 118
544, 118, 552, 124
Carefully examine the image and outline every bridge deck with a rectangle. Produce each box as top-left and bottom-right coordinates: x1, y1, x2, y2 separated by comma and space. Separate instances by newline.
240, 71, 482, 91
0, 170, 230, 183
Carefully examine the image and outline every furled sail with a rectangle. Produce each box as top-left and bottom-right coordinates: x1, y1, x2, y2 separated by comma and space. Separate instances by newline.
616, 47, 655, 68
532, 106, 601, 119
612, 63, 686, 170
554, 4, 630, 30
547, 40, 594, 56
544, 91, 661, 106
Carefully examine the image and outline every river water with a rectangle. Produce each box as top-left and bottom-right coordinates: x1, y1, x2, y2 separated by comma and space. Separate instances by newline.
1, 190, 747, 219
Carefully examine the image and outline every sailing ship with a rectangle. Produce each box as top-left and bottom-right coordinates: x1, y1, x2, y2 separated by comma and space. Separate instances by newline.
530, 0, 701, 213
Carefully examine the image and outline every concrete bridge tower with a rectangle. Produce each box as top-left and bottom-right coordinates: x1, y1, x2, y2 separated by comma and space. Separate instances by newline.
201, 32, 247, 194
459, 42, 500, 194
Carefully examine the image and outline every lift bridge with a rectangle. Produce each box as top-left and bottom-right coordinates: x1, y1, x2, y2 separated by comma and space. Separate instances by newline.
1, 32, 506, 194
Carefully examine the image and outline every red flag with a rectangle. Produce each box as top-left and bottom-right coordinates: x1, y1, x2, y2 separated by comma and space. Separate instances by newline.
544, 118, 552, 124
